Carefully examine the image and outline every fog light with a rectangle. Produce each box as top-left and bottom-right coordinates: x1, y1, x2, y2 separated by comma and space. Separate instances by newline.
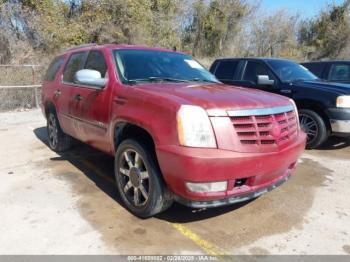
186, 181, 227, 193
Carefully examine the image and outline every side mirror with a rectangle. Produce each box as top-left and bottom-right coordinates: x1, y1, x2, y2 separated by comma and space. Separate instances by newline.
257, 75, 275, 86
74, 69, 106, 88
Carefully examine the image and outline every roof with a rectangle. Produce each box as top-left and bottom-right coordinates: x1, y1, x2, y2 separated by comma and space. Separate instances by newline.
301, 60, 350, 64
214, 57, 296, 63
61, 43, 181, 55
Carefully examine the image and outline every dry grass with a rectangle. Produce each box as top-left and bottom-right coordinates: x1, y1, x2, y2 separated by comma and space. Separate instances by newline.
0, 87, 41, 111
0, 66, 43, 111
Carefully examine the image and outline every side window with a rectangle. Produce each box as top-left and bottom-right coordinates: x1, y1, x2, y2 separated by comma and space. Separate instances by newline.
303, 63, 325, 78
84, 51, 107, 77
44, 56, 64, 81
328, 64, 350, 81
243, 61, 275, 84
214, 60, 238, 80
63, 52, 86, 83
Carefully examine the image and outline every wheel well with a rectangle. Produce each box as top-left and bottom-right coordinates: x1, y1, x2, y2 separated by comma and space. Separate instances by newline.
296, 101, 331, 131
114, 123, 156, 153
44, 101, 56, 118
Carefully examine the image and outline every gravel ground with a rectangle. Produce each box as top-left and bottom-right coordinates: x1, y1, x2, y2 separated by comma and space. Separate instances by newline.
0, 109, 349, 255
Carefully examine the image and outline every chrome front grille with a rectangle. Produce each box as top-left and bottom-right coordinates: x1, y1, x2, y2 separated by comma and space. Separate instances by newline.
228, 105, 298, 150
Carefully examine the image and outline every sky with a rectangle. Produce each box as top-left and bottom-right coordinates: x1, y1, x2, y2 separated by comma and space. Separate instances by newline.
261, 0, 344, 18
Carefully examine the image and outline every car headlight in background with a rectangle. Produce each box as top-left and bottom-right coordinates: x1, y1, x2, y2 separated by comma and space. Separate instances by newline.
289, 99, 300, 130
177, 105, 217, 148
336, 96, 350, 108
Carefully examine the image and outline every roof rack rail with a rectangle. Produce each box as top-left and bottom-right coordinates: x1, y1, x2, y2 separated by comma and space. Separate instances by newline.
64, 43, 98, 52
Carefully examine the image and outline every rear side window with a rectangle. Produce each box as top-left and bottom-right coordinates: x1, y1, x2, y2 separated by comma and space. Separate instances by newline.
44, 56, 64, 81
328, 64, 350, 81
63, 52, 86, 83
214, 60, 238, 80
84, 51, 107, 77
302, 63, 325, 78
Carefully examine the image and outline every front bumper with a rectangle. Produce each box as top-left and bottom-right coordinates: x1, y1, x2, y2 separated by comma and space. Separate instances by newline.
330, 119, 350, 134
174, 172, 291, 208
327, 108, 350, 135
156, 132, 306, 204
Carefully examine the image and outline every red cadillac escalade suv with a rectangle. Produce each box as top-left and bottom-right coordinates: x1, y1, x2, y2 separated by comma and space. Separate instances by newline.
41, 44, 306, 218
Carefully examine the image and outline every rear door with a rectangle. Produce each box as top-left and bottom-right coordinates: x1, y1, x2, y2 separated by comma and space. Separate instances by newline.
326, 62, 350, 84
59, 51, 88, 138
69, 49, 112, 152
301, 62, 327, 79
210, 59, 241, 84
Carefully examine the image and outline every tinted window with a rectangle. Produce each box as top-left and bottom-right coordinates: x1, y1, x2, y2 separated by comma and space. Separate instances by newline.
302, 63, 325, 78
63, 52, 86, 83
44, 56, 64, 81
267, 60, 317, 82
85, 51, 107, 77
328, 64, 350, 81
214, 60, 238, 80
113, 49, 218, 84
243, 61, 275, 84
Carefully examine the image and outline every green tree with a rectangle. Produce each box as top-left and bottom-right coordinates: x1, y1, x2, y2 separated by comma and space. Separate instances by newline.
298, 0, 350, 60
182, 0, 248, 57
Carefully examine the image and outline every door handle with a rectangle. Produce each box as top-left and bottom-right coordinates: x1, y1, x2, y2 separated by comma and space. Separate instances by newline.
74, 94, 83, 101
281, 89, 292, 94
114, 95, 128, 105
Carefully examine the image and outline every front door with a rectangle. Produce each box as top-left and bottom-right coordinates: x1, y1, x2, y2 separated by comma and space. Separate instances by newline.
241, 61, 281, 94
69, 49, 112, 152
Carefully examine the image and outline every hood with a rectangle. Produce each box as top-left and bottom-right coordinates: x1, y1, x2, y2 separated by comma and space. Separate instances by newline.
296, 80, 350, 94
136, 82, 291, 111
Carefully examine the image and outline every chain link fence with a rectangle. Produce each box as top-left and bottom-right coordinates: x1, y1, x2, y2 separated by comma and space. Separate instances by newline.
0, 65, 44, 111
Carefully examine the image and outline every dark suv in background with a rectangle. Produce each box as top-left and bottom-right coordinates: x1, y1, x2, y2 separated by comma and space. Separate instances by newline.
302, 61, 350, 84
210, 58, 350, 149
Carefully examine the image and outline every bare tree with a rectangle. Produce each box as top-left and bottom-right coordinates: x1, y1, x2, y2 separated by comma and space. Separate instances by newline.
249, 10, 301, 59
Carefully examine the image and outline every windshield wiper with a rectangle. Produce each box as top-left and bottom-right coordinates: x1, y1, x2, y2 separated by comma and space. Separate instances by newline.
290, 78, 319, 83
191, 78, 219, 83
292, 78, 307, 82
127, 77, 190, 84
285, 78, 306, 84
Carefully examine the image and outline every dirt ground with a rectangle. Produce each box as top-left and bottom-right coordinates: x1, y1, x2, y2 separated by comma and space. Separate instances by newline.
0, 109, 350, 255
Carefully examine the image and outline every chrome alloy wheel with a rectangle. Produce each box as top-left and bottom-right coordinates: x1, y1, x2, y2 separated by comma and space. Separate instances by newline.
118, 149, 150, 207
48, 114, 58, 149
299, 113, 318, 144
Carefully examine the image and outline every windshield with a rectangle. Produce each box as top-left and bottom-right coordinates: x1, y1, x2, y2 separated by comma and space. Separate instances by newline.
266, 60, 318, 83
113, 49, 219, 84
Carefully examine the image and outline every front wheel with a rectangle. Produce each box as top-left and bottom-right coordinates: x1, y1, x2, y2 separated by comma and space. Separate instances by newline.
299, 109, 328, 149
115, 139, 173, 218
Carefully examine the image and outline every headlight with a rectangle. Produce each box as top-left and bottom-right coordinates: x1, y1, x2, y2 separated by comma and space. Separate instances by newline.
289, 99, 300, 130
336, 96, 350, 108
177, 105, 217, 148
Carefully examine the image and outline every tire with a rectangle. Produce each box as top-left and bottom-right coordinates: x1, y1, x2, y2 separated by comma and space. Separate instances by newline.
47, 111, 72, 152
115, 139, 173, 218
299, 109, 328, 149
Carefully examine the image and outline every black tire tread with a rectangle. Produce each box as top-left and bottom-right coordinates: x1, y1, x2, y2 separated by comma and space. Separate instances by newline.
299, 109, 328, 149
47, 111, 72, 152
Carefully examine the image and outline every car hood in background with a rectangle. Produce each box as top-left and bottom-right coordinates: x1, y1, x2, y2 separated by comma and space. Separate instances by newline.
295, 80, 350, 94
